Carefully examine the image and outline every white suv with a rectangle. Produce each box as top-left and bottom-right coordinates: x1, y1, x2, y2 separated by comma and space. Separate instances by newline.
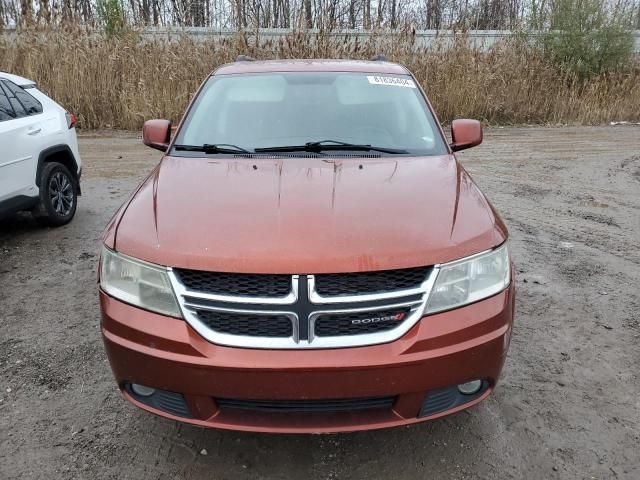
0, 72, 82, 226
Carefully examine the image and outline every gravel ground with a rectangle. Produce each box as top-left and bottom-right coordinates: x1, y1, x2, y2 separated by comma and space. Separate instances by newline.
1, 126, 639, 479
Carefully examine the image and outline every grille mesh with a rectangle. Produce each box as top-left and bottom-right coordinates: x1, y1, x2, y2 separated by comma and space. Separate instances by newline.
419, 387, 458, 417
418, 382, 488, 418
315, 267, 430, 296
126, 385, 192, 418
216, 396, 395, 413
314, 308, 411, 337
175, 269, 291, 297
196, 310, 293, 337
155, 390, 192, 417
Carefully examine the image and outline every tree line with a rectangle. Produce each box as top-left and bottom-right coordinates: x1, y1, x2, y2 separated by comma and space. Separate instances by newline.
1, 0, 639, 30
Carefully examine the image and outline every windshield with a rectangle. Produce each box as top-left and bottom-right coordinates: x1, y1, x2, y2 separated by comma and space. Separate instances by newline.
173, 72, 448, 156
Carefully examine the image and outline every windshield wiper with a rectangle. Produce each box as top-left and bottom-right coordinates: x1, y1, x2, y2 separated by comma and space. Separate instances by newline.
173, 143, 251, 154
254, 140, 408, 155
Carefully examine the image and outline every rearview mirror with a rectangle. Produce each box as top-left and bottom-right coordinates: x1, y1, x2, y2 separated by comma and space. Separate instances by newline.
450, 119, 482, 152
143, 119, 172, 152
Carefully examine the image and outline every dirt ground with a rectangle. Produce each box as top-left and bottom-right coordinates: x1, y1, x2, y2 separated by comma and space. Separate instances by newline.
1, 126, 639, 479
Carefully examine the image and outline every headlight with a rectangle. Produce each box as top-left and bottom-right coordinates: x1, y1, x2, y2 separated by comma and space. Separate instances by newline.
425, 244, 510, 314
100, 247, 182, 317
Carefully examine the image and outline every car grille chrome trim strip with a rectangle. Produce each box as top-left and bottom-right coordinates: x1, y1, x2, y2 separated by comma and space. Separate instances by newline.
168, 267, 439, 349
182, 303, 300, 346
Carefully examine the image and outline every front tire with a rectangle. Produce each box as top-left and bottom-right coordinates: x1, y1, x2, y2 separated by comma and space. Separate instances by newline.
33, 162, 78, 227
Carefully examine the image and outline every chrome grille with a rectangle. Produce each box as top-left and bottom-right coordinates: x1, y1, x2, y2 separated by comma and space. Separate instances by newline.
169, 267, 438, 349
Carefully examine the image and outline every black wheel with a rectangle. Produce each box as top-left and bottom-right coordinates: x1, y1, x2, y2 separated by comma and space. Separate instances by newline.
32, 162, 78, 227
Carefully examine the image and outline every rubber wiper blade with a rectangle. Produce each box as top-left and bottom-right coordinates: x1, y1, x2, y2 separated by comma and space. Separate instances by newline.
173, 143, 251, 154
308, 140, 408, 154
255, 140, 408, 155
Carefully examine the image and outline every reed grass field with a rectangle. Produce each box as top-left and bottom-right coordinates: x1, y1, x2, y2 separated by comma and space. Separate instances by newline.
1, 28, 639, 129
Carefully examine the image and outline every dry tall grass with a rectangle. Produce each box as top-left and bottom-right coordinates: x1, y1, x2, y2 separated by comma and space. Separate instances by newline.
1, 28, 639, 129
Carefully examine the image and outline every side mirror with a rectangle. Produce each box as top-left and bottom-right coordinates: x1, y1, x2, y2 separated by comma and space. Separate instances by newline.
450, 119, 482, 152
143, 119, 172, 152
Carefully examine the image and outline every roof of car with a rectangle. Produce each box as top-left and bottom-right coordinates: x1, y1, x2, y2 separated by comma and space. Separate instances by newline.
214, 59, 409, 76
0, 71, 36, 86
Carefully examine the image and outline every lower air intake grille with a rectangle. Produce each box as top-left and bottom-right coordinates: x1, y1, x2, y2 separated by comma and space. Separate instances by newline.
196, 310, 293, 337
315, 267, 430, 296
419, 382, 489, 418
125, 384, 192, 418
216, 396, 395, 413
314, 308, 411, 337
174, 269, 291, 297
419, 387, 459, 417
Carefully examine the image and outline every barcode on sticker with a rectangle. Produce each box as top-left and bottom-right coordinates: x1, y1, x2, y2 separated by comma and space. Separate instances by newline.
367, 76, 416, 88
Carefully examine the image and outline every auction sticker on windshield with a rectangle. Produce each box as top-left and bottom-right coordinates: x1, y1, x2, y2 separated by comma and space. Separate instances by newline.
367, 76, 417, 88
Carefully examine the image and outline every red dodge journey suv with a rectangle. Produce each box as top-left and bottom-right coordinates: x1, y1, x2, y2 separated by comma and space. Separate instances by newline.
99, 57, 515, 433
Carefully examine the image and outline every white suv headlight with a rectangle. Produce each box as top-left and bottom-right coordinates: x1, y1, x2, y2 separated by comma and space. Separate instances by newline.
425, 244, 510, 314
100, 247, 182, 318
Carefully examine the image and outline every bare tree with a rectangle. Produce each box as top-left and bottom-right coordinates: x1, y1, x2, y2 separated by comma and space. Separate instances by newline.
0, 0, 639, 31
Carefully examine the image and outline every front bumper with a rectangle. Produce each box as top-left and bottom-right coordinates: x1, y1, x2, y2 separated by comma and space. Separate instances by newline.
101, 280, 515, 433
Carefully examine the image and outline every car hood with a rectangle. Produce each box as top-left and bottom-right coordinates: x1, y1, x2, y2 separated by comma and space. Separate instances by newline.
111, 155, 507, 273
